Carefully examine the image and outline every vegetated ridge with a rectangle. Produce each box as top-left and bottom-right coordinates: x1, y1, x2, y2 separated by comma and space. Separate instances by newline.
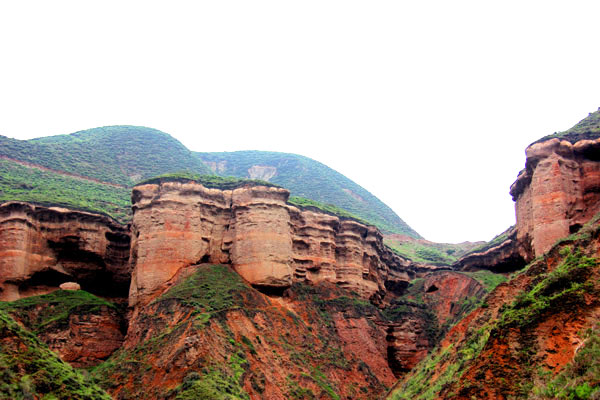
197, 150, 421, 238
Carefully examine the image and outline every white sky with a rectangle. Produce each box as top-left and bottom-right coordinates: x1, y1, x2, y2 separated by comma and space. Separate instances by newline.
1, 1, 599, 243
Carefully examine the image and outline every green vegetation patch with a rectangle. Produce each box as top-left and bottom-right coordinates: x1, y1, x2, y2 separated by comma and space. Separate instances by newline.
459, 270, 508, 292
384, 240, 457, 266
533, 109, 600, 145
288, 196, 370, 225
498, 248, 597, 330
0, 309, 111, 400
137, 172, 279, 190
0, 159, 131, 223
0, 290, 116, 334
154, 264, 251, 320
172, 355, 250, 400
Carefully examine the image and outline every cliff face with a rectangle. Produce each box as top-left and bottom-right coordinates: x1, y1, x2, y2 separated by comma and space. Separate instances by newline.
0, 202, 131, 301
510, 137, 600, 258
129, 181, 413, 306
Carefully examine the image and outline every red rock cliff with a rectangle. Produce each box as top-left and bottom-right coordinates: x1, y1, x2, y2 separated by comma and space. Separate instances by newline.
510, 137, 600, 257
129, 181, 413, 306
0, 202, 131, 301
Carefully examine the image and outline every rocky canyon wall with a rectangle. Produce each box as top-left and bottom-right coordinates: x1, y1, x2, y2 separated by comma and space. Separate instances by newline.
129, 181, 414, 306
0, 202, 131, 301
510, 137, 600, 258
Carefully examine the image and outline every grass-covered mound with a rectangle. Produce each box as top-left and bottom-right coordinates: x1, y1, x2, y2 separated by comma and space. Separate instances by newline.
0, 290, 117, 335
0, 309, 111, 400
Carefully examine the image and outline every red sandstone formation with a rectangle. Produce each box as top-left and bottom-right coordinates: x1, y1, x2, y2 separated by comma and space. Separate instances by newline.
0, 202, 130, 301
129, 181, 413, 306
510, 137, 600, 258
421, 271, 485, 324
36, 307, 124, 368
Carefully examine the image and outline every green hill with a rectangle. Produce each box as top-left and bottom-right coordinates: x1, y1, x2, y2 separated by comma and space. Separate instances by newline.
0, 126, 420, 237
196, 151, 420, 237
0, 125, 212, 186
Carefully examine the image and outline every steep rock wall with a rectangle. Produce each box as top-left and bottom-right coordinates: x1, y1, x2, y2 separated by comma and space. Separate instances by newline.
129, 181, 413, 306
510, 137, 600, 257
0, 202, 130, 301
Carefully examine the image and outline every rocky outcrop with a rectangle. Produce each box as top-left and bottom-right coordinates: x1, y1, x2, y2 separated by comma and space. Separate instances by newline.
0, 202, 131, 301
510, 137, 600, 258
383, 271, 485, 376
453, 227, 529, 272
129, 181, 414, 306
34, 306, 124, 368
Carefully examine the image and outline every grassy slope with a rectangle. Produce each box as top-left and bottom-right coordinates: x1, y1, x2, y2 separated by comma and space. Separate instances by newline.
0, 159, 131, 223
0, 125, 212, 186
0, 308, 111, 400
197, 150, 421, 238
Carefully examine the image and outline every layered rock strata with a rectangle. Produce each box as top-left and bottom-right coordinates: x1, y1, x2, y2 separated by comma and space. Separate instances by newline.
129, 181, 413, 306
0, 202, 131, 301
510, 137, 600, 257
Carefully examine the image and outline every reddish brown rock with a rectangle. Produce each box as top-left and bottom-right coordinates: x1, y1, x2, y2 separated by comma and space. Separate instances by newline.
59, 282, 81, 291
385, 317, 430, 374
511, 137, 600, 257
39, 308, 125, 368
0, 202, 130, 301
129, 181, 414, 306
453, 227, 529, 272
421, 271, 485, 324
230, 186, 293, 291
129, 182, 233, 306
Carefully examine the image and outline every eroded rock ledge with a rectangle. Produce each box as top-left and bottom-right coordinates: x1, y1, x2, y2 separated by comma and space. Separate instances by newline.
129, 181, 415, 306
510, 137, 600, 257
0, 202, 131, 301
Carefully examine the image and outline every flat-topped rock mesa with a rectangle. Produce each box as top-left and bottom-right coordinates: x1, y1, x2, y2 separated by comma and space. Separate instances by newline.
510, 136, 600, 258
0, 202, 131, 301
129, 180, 414, 306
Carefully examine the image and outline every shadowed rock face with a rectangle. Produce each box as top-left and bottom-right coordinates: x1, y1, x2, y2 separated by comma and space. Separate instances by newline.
511, 137, 600, 257
0, 202, 130, 301
129, 181, 414, 306
453, 227, 530, 273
